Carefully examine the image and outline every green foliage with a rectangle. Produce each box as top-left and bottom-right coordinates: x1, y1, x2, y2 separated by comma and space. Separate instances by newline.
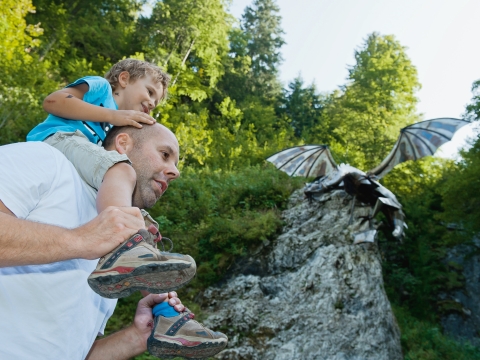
380, 158, 457, 320
278, 76, 325, 139
465, 79, 480, 121
440, 133, 480, 237
147, 165, 303, 289
320, 32, 420, 169
394, 305, 480, 360
28, 0, 143, 80
138, 0, 231, 94
0, 0, 58, 145
241, 0, 285, 98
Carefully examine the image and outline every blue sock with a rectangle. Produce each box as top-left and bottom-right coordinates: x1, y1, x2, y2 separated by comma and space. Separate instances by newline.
153, 301, 180, 318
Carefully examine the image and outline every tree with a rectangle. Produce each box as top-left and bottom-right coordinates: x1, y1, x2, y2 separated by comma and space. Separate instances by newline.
205, 0, 292, 168
138, 0, 231, 100
240, 0, 285, 99
465, 79, 480, 121
0, 0, 57, 145
140, 0, 232, 168
278, 76, 324, 139
440, 134, 480, 237
27, 0, 143, 81
319, 33, 420, 169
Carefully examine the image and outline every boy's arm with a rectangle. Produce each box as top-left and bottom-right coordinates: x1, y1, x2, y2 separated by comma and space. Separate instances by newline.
43, 85, 154, 128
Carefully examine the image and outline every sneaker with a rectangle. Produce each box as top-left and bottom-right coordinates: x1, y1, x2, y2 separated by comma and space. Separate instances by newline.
141, 209, 173, 252
87, 228, 196, 299
147, 309, 228, 359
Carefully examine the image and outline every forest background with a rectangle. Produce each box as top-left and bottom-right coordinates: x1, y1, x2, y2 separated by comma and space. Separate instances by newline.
2, 0, 480, 358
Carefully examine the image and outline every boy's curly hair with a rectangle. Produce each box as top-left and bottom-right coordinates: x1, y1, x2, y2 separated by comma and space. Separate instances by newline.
105, 59, 171, 100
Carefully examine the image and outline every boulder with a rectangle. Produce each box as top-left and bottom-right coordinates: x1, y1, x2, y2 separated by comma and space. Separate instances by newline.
200, 189, 403, 360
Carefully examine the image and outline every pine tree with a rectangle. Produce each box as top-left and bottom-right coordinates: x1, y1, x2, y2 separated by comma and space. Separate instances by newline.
279, 76, 324, 139
241, 0, 285, 98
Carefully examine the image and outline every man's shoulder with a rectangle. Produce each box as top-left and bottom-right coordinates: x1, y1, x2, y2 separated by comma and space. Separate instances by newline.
0, 142, 84, 219
1, 142, 72, 168
2, 141, 62, 155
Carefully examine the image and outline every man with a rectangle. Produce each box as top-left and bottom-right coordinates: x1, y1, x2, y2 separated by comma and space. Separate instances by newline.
0, 123, 226, 359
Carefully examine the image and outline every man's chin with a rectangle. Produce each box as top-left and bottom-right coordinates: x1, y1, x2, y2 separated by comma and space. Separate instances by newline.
144, 194, 162, 209
133, 191, 160, 209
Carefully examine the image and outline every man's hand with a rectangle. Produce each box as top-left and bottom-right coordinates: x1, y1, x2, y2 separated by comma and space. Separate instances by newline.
132, 292, 185, 345
0, 205, 144, 267
108, 110, 155, 128
71, 206, 145, 260
86, 292, 184, 360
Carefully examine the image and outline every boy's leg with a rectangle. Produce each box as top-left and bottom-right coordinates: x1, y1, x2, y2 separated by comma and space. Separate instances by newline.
96, 162, 136, 212
45, 130, 135, 213
44, 132, 197, 298
44, 130, 129, 192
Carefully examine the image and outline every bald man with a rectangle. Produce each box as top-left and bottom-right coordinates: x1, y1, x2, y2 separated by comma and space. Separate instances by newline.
0, 124, 227, 360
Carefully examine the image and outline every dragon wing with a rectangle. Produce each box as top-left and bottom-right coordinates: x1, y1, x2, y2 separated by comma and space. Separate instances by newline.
368, 118, 471, 179
266, 145, 337, 177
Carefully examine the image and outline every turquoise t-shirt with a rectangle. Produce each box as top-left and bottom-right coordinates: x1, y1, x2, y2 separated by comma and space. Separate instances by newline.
27, 76, 117, 144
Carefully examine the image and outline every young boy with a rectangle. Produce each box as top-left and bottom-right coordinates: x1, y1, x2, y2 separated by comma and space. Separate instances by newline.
27, 59, 196, 299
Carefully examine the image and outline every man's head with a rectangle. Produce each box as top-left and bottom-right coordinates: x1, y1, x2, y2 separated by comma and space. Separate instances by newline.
103, 123, 180, 209
105, 59, 171, 114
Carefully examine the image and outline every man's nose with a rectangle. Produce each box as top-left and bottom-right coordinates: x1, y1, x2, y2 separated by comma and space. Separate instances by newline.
165, 165, 180, 180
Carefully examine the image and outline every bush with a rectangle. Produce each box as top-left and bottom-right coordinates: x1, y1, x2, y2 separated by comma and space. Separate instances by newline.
394, 305, 480, 360
147, 164, 303, 290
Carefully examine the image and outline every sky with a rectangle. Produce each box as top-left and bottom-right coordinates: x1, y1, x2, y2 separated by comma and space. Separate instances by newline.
229, 0, 480, 157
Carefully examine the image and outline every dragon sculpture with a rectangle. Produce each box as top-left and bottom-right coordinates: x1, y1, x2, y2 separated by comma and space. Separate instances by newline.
266, 118, 470, 242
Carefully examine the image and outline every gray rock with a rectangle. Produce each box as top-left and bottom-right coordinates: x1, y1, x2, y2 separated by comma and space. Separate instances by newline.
200, 189, 403, 359
440, 238, 480, 345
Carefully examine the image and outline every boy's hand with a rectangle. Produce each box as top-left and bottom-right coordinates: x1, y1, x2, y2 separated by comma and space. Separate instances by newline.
109, 110, 156, 128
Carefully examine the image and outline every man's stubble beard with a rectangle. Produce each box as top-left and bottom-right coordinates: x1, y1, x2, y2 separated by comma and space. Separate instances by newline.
133, 166, 161, 209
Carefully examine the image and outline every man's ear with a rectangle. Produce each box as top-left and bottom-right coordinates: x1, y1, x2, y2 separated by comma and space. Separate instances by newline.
118, 71, 131, 89
114, 133, 134, 155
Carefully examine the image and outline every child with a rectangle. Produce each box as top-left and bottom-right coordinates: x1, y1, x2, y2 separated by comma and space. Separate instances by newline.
27, 59, 196, 299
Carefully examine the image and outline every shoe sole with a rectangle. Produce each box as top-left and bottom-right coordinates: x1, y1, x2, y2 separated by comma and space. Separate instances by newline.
88, 262, 195, 299
147, 334, 227, 360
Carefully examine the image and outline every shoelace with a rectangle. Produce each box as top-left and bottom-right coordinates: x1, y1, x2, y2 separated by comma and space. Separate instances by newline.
157, 237, 173, 252
147, 224, 174, 252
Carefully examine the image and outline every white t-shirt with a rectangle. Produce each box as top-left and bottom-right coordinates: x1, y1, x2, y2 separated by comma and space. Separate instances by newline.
0, 142, 117, 360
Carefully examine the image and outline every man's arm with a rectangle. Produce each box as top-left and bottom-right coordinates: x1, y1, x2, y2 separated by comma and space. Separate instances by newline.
43, 85, 154, 128
86, 293, 185, 360
0, 201, 145, 267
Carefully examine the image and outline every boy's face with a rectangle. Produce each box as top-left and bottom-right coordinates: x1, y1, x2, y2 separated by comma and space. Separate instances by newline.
117, 72, 163, 113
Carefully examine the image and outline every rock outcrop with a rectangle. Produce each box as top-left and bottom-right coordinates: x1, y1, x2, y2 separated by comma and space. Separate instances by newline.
200, 189, 403, 360
440, 238, 480, 346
